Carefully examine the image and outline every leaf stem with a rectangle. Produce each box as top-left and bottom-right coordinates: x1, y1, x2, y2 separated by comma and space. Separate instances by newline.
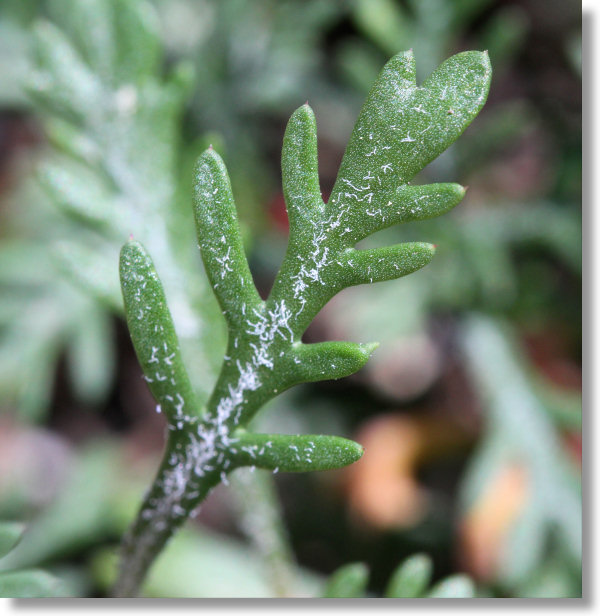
112, 434, 221, 597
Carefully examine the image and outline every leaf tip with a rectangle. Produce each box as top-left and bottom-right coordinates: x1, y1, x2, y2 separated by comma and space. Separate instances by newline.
350, 440, 365, 462
195, 146, 225, 185
121, 237, 141, 256
361, 341, 380, 356
292, 101, 315, 121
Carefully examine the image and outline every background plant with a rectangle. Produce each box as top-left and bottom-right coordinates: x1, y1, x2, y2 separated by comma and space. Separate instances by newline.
0, 0, 581, 599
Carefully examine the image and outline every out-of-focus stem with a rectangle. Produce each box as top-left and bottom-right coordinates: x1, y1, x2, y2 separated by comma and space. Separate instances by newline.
231, 469, 296, 598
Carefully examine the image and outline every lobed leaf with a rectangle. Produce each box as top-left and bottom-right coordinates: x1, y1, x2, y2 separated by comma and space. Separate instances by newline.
115, 48, 491, 595
328, 50, 490, 242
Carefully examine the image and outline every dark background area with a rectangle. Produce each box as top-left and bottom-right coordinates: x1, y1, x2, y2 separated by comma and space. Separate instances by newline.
0, 0, 581, 598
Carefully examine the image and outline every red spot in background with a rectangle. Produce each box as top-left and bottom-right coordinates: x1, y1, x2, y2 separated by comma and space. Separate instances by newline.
522, 329, 581, 391
268, 192, 289, 233
268, 191, 331, 235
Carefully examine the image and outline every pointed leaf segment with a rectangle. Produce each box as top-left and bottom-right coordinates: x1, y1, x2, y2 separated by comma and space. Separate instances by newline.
117, 50, 491, 596
229, 432, 364, 473
120, 241, 199, 425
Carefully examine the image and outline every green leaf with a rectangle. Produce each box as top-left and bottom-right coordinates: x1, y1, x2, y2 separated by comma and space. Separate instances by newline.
48, 0, 115, 81
120, 240, 200, 423
347, 183, 466, 244
229, 433, 364, 473
0, 521, 65, 597
0, 569, 64, 598
193, 148, 263, 327
29, 21, 101, 120
281, 104, 324, 237
39, 161, 118, 232
459, 315, 582, 588
7, 0, 217, 424
337, 242, 435, 288
385, 553, 433, 598
0, 522, 25, 559
111, 0, 161, 85
270, 50, 490, 331
115, 48, 491, 595
282, 341, 378, 386
323, 563, 369, 598
427, 574, 476, 598
67, 305, 115, 405
328, 50, 490, 236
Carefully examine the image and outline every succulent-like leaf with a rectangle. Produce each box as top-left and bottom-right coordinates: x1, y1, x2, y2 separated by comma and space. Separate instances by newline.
323, 562, 369, 598
428, 574, 476, 599
324, 553, 477, 599
229, 432, 364, 473
120, 241, 199, 424
193, 148, 263, 327
385, 553, 433, 598
117, 49, 491, 596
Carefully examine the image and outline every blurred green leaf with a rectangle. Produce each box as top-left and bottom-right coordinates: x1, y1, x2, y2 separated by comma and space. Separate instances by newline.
459, 315, 581, 595
323, 562, 369, 598
92, 525, 322, 598
0, 443, 125, 570
0, 520, 66, 598
427, 574, 475, 598
0, 523, 25, 559
385, 553, 433, 598
0, 569, 65, 598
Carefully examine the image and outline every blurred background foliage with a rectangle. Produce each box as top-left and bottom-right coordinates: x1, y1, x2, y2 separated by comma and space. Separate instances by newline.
0, 0, 581, 598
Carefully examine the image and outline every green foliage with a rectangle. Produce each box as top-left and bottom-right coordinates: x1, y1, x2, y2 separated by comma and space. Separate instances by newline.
0, 441, 320, 598
0, 521, 63, 597
115, 49, 490, 596
324, 554, 476, 598
341, 0, 529, 182
427, 575, 476, 599
0, 0, 581, 601
0, 523, 24, 558
459, 316, 582, 597
0, 0, 224, 418
159, 0, 351, 228
385, 553, 432, 598
323, 562, 369, 598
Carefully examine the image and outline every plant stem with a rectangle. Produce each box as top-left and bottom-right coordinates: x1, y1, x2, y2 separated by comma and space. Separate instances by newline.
231, 469, 296, 597
111, 434, 220, 597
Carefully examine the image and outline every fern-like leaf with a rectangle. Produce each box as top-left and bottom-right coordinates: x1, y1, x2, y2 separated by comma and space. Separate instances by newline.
116, 49, 491, 596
